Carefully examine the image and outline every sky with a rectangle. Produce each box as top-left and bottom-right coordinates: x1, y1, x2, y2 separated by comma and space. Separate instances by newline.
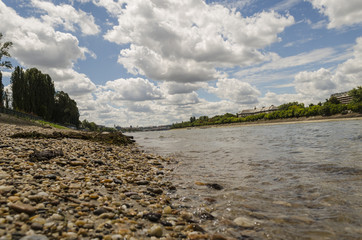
0, 0, 362, 127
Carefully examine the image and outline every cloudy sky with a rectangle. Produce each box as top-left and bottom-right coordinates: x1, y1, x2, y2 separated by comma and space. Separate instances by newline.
1, 0, 362, 127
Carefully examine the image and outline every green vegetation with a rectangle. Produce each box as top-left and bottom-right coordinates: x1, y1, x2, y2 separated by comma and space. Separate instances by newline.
10, 67, 80, 127
35, 120, 69, 130
172, 86, 362, 129
81, 119, 117, 132
0, 33, 13, 108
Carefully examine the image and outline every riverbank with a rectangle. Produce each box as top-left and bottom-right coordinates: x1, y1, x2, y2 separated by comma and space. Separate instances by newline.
191, 113, 362, 129
0, 120, 229, 239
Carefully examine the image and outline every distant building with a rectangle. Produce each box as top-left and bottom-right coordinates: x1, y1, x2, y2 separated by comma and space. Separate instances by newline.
237, 105, 278, 118
330, 91, 353, 104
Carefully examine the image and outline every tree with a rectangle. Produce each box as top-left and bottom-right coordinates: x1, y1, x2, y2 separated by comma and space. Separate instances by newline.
0, 71, 3, 107
328, 96, 340, 104
53, 91, 80, 126
190, 116, 196, 123
12, 67, 55, 120
0, 33, 13, 107
11, 66, 27, 111
349, 86, 362, 103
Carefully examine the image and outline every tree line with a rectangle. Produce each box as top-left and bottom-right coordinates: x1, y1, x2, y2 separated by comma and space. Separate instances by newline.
1, 33, 80, 127
172, 86, 362, 129
10, 66, 80, 127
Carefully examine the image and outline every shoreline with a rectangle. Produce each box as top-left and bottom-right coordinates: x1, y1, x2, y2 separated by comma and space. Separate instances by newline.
0, 121, 226, 239
182, 113, 362, 130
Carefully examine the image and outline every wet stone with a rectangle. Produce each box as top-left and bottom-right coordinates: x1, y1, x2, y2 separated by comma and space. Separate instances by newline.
144, 212, 162, 222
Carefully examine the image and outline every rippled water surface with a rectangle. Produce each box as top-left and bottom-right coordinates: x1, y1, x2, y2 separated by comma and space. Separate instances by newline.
132, 120, 362, 239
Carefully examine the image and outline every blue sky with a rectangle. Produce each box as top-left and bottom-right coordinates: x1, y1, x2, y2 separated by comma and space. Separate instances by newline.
1, 0, 362, 127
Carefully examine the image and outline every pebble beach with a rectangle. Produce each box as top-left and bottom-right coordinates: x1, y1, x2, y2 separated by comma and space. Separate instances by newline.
0, 119, 229, 240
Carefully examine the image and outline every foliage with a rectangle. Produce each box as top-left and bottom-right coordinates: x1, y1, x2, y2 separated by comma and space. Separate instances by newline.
0, 33, 13, 69
0, 71, 2, 108
11, 67, 55, 120
53, 91, 80, 127
10, 66, 81, 126
81, 119, 116, 132
349, 86, 362, 104
0, 33, 13, 108
171, 86, 362, 129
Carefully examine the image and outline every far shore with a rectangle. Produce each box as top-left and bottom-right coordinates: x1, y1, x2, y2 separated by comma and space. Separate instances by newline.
181, 113, 362, 130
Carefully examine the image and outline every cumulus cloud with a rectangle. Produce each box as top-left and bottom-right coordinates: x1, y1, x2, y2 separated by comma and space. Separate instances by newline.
101, 78, 164, 102
208, 78, 261, 104
0, 2, 90, 69
103, 0, 294, 82
290, 37, 362, 104
160, 81, 208, 95
309, 0, 362, 29
32, 0, 100, 35
294, 68, 335, 100
0, 1, 97, 105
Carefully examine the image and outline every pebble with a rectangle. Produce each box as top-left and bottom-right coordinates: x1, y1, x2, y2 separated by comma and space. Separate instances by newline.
148, 224, 163, 237
19, 235, 49, 240
233, 216, 257, 227
8, 203, 37, 215
0, 122, 236, 239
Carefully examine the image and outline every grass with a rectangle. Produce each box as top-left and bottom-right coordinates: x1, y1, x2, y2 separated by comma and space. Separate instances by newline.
35, 120, 69, 129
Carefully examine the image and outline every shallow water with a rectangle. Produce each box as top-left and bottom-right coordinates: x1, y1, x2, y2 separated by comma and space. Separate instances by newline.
132, 120, 362, 239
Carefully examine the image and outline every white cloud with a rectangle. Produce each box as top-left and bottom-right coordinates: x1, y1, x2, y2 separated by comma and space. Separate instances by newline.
208, 78, 260, 104
0, 2, 90, 69
309, 0, 362, 29
104, 0, 294, 82
0, 0, 97, 111
160, 81, 208, 95
290, 37, 362, 103
102, 78, 164, 102
32, 0, 100, 35
294, 68, 335, 99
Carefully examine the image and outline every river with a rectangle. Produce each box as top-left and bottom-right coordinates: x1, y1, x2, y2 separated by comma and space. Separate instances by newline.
131, 119, 362, 239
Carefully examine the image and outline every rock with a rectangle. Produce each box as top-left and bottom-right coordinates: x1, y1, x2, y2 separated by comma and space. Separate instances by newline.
0, 185, 14, 193
19, 235, 49, 240
99, 213, 115, 219
135, 180, 149, 185
188, 232, 209, 239
199, 212, 215, 220
49, 214, 64, 221
148, 224, 163, 238
93, 208, 110, 216
211, 234, 228, 240
44, 174, 57, 180
144, 212, 161, 222
29, 149, 64, 161
8, 203, 37, 215
163, 206, 172, 214
147, 187, 163, 194
233, 216, 256, 228
31, 222, 44, 231
206, 183, 223, 190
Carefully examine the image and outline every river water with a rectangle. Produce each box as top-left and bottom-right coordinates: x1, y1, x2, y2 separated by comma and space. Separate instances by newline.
131, 120, 362, 239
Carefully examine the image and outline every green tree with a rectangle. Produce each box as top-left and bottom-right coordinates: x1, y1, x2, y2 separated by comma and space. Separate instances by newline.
11, 66, 27, 111
0, 33, 13, 107
328, 96, 341, 104
0, 71, 3, 107
349, 86, 362, 103
53, 91, 80, 126
12, 67, 55, 120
